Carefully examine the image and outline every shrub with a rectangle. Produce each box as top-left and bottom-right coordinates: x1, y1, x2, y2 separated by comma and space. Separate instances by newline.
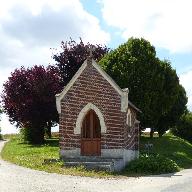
125, 153, 179, 175
171, 113, 192, 143
0, 127, 2, 140
19, 127, 32, 143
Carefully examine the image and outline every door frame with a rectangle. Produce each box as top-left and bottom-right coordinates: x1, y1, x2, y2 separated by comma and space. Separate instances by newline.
81, 110, 101, 156
75, 103, 107, 134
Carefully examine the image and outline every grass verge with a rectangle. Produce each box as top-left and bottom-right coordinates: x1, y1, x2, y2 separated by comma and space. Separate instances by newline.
1, 133, 192, 177
1, 135, 112, 177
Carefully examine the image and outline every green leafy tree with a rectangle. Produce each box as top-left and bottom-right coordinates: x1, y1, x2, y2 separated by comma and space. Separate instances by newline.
171, 112, 192, 143
157, 84, 188, 137
99, 37, 182, 137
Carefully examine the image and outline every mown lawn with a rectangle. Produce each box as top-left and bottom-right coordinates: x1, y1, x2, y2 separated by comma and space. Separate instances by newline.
1, 135, 111, 177
1, 133, 192, 177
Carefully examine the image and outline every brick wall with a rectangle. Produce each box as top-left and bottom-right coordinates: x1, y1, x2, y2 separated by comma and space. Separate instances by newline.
59, 60, 127, 151
124, 107, 139, 150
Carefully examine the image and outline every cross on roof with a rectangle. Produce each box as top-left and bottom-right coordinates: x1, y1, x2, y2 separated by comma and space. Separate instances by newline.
87, 45, 95, 58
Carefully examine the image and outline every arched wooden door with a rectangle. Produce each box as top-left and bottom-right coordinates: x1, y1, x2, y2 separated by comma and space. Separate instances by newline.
81, 109, 101, 156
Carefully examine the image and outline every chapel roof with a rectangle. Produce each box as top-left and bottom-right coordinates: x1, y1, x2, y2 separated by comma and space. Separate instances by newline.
128, 100, 141, 113
56, 57, 140, 114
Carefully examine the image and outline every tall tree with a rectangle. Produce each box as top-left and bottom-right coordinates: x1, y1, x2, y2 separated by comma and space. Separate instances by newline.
52, 38, 109, 86
2, 65, 62, 144
157, 84, 188, 137
171, 112, 192, 143
99, 37, 182, 137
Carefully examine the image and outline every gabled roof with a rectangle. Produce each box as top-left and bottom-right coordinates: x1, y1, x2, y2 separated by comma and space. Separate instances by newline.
56, 57, 129, 114
128, 101, 142, 113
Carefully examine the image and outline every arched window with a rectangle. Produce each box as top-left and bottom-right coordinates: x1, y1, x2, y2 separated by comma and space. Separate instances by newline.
127, 109, 132, 127
75, 103, 107, 134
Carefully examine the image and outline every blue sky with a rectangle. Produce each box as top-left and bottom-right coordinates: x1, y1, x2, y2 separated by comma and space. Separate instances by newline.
0, 0, 192, 134
81, 0, 192, 73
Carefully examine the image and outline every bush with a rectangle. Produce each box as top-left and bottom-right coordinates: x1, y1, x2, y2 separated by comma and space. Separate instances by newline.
19, 127, 32, 143
125, 153, 179, 175
0, 127, 2, 140
171, 113, 192, 143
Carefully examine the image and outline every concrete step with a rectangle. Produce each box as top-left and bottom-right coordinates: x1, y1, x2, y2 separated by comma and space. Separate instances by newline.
64, 161, 113, 172
62, 156, 122, 162
62, 157, 124, 172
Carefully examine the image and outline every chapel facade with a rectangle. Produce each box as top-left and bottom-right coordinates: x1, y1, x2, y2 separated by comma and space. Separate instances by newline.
56, 56, 140, 171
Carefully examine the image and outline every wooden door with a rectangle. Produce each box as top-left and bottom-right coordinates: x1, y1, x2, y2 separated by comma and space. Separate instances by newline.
81, 110, 101, 156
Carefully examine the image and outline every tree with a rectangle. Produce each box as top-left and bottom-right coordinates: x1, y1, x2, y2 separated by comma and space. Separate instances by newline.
171, 112, 192, 143
99, 37, 182, 137
52, 38, 109, 86
2, 65, 62, 144
0, 108, 2, 140
157, 84, 188, 137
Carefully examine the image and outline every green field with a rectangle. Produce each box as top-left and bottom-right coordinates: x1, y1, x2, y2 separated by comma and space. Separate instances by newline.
1, 133, 192, 177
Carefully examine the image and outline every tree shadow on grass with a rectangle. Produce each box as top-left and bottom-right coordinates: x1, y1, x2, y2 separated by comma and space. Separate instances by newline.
18, 138, 59, 148
44, 138, 59, 147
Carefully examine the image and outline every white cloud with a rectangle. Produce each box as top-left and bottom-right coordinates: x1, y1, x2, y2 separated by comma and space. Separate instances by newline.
100, 0, 192, 53
0, 114, 18, 134
180, 70, 192, 111
0, 0, 110, 134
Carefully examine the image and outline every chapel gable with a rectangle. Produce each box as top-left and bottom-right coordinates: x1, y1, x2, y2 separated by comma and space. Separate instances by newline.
56, 56, 140, 171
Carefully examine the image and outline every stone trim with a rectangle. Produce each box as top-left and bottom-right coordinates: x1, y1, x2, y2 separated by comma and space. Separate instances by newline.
123, 149, 139, 165
75, 103, 107, 134
60, 148, 139, 164
128, 101, 142, 113
55, 60, 88, 114
92, 60, 122, 95
60, 148, 80, 158
121, 88, 129, 112
92, 60, 129, 112
55, 59, 129, 113
126, 109, 132, 126
60, 148, 138, 159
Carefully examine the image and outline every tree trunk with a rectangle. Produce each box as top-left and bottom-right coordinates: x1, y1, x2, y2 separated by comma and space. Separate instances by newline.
158, 131, 164, 137
150, 128, 154, 138
46, 122, 52, 139
30, 124, 45, 144
32, 127, 44, 144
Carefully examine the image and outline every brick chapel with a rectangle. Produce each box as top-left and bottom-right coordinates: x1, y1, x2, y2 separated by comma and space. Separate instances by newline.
56, 55, 140, 171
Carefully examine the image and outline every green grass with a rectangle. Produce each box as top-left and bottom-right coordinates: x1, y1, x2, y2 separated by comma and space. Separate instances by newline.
140, 133, 192, 169
1, 135, 112, 177
1, 133, 192, 177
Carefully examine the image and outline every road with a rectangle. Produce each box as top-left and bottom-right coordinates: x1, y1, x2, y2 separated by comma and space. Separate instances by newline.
0, 140, 192, 192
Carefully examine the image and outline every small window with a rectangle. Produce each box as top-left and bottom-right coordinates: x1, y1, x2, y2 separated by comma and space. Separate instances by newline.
126, 109, 132, 127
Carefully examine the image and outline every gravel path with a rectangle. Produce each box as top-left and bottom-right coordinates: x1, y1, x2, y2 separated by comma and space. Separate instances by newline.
0, 140, 192, 192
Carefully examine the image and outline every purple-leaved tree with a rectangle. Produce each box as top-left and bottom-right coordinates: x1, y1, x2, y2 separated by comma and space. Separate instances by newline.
52, 38, 109, 86
2, 65, 62, 144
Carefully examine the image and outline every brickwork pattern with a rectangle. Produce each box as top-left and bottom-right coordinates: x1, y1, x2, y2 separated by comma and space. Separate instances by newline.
59, 60, 139, 152
124, 108, 139, 150
59, 61, 126, 150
